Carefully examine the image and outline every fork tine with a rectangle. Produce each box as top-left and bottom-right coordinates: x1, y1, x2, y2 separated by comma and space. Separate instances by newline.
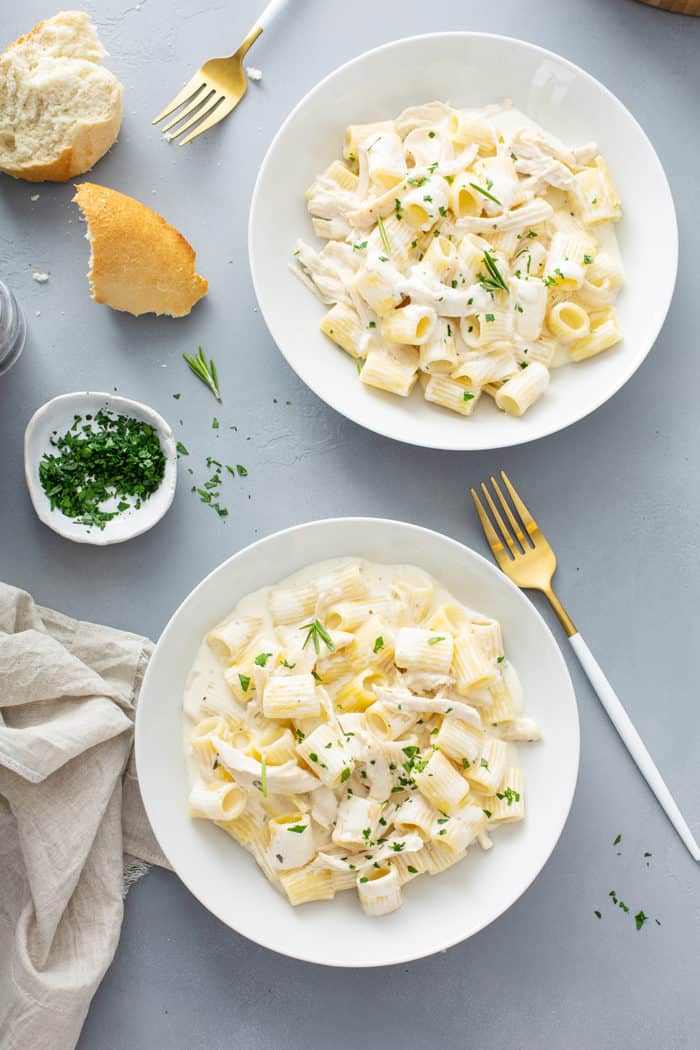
153, 75, 207, 125
161, 89, 215, 134
470, 488, 509, 568
168, 95, 223, 141
500, 470, 540, 539
481, 483, 519, 558
178, 96, 234, 145
490, 475, 532, 552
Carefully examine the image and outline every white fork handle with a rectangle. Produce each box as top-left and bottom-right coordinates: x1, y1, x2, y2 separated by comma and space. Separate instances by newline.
569, 632, 699, 862
256, 0, 290, 31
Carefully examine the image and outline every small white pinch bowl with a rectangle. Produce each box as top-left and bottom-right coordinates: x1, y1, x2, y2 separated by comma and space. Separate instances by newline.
24, 391, 177, 546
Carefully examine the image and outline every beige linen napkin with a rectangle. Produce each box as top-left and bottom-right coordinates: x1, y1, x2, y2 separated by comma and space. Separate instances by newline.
0, 583, 170, 1049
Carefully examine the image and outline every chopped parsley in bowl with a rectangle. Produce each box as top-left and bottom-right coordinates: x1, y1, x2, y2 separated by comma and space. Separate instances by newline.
24, 392, 177, 545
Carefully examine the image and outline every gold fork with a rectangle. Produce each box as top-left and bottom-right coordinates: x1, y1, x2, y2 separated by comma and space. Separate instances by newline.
152, 0, 289, 146
471, 471, 699, 862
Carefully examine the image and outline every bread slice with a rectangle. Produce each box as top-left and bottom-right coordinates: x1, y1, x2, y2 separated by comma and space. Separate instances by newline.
0, 11, 122, 182
73, 183, 209, 317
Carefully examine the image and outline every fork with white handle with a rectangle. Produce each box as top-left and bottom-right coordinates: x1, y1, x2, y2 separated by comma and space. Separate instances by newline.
471, 471, 699, 862
153, 0, 291, 145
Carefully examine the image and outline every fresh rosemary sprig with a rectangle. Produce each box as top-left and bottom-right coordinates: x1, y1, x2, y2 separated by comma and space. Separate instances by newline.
183, 346, 222, 401
299, 619, 336, 654
377, 215, 391, 255
478, 251, 509, 294
469, 181, 502, 206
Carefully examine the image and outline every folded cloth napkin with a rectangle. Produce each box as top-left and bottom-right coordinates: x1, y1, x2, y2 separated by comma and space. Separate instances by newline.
0, 583, 170, 1050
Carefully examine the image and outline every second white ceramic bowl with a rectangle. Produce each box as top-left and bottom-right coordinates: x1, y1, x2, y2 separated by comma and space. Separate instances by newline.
249, 32, 677, 450
136, 517, 579, 967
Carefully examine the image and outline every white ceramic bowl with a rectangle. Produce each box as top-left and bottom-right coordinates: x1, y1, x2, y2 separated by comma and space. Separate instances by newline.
136, 518, 579, 966
24, 392, 177, 545
249, 32, 677, 451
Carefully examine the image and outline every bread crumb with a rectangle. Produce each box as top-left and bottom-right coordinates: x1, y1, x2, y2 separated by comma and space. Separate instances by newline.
246, 66, 263, 81
32, 271, 50, 283
30, 193, 40, 201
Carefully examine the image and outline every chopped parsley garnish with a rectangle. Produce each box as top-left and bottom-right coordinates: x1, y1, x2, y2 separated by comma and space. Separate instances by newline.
594, 910, 602, 919
308, 752, 318, 763
480, 758, 489, 769
254, 652, 272, 667
407, 865, 419, 874
394, 198, 404, 221
483, 809, 492, 819
295, 729, 305, 742
353, 241, 368, 251
583, 254, 593, 264
496, 656, 504, 663
287, 824, 307, 833
439, 206, 447, 217
359, 876, 369, 884
485, 313, 495, 323
282, 659, 296, 669
635, 910, 648, 931
362, 827, 371, 841
368, 320, 377, 328
373, 636, 384, 653
391, 842, 405, 852
238, 673, 250, 692
299, 619, 336, 654
462, 758, 470, 769
428, 635, 445, 646
613, 833, 622, 846
311, 670, 323, 682
463, 392, 475, 402
176, 441, 189, 456
496, 786, 520, 805
340, 767, 351, 782
38, 410, 166, 530
428, 161, 439, 173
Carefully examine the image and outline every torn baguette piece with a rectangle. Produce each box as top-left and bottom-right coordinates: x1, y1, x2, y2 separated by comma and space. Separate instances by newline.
73, 182, 208, 317
0, 11, 122, 182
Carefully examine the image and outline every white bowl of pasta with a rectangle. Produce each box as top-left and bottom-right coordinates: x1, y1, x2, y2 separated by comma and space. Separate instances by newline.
249, 33, 677, 450
136, 518, 579, 966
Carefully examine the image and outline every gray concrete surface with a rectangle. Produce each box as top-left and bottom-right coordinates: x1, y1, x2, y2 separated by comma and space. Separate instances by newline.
0, 0, 698, 1047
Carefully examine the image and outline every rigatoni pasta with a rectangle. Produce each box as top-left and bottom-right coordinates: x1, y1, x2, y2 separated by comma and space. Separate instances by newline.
184, 559, 540, 916
293, 100, 624, 419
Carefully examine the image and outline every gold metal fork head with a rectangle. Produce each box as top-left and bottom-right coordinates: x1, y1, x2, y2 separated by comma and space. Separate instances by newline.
152, 25, 262, 146
471, 470, 576, 636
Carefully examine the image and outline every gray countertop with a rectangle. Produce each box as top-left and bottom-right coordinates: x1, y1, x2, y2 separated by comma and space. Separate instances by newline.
1, 0, 698, 1046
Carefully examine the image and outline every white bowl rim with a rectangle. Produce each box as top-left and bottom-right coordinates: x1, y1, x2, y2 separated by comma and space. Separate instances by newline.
135, 515, 580, 966
249, 30, 678, 451
24, 391, 178, 546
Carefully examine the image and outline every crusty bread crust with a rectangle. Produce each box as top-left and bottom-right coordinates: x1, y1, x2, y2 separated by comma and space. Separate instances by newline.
73, 183, 209, 318
0, 14, 122, 182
